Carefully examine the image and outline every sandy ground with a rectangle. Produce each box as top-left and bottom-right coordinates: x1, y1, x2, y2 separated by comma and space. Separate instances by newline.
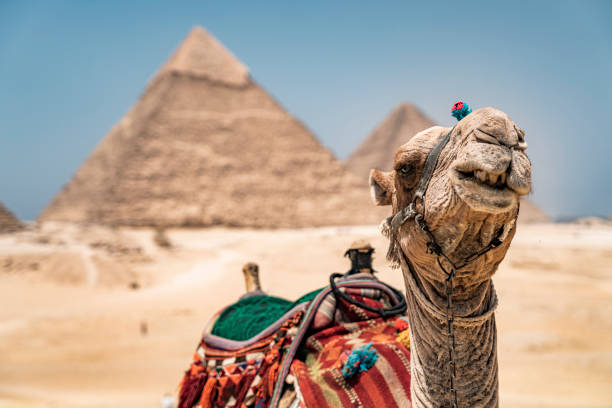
0, 222, 611, 408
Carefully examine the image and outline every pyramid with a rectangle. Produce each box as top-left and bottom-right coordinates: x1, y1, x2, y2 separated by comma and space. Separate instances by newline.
517, 198, 549, 223
345, 103, 549, 223
0, 202, 23, 233
39, 27, 380, 228
345, 103, 435, 180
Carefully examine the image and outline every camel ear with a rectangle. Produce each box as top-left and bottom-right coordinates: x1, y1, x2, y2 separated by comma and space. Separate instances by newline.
369, 169, 394, 206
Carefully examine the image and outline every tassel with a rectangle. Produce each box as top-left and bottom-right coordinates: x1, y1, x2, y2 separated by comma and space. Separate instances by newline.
395, 317, 409, 332
380, 216, 401, 269
266, 360, 280, 397
386, 240, 396, 263
397, 329, 411, 349
178, 364, 207, 408
255, 349, 279, 401
199, 375, 218, 408
379, 216, 393, 238
233, 371, 256, 407
451, 101, 472, 121
341, 343, 378, 378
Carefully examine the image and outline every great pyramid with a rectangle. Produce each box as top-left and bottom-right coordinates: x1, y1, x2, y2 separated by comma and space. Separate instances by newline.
0, 202, 23, 233
346, 103, 549, 223
39, 27, 381, 228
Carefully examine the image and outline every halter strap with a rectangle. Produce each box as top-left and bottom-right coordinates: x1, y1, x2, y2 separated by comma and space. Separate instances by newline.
414, 128, 453, 204
389, 127, 453, 237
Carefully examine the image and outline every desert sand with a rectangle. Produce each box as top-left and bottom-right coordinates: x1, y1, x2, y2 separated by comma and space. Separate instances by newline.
0, 222, 611, 408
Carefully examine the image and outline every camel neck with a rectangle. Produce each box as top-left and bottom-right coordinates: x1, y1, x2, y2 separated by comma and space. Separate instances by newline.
400, 254, 499, 408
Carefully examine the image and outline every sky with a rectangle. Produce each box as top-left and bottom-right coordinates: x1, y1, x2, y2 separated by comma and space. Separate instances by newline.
1, 1, 611, 221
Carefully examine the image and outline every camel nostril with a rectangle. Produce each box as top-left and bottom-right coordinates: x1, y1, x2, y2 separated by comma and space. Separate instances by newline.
514, 125, 526, 142
474, 128, 501, 146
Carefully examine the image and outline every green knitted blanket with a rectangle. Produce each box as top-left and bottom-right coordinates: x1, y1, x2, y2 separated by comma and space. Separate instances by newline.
211, 290, 321, 341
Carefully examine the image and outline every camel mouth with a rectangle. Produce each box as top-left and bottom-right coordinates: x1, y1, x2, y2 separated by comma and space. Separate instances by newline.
450, 167, 518, 214
455, 168, 508, 189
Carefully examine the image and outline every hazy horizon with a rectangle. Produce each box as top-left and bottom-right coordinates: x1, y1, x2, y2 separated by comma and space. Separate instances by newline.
1, 1, 611, 221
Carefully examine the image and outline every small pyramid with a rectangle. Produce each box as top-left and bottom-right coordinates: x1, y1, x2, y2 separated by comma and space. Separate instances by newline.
345, 102, 548, 223
0, 202, 23, 233
345, 103, 435, 181
518, 198, 550, 223
40, 27, 379, 228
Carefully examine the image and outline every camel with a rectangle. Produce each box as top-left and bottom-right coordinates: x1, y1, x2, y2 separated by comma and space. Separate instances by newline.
369, 106, 531, 407
179, 106, 531, 408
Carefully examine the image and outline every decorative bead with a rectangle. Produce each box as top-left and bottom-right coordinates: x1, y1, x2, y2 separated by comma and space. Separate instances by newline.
395, 316, 409, 332
341, 342, 378, 378
451, 101, 472, 121
397, 329, 411, 349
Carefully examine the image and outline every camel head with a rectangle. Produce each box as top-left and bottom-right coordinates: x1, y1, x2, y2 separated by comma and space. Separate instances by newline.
370, 107, 531, 291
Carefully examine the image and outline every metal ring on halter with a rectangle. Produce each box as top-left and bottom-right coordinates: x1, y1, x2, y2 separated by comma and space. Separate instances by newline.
412, 191, 425, 216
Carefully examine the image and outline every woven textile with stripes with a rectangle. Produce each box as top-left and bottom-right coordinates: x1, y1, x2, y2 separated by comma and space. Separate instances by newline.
178, 274, 412, 407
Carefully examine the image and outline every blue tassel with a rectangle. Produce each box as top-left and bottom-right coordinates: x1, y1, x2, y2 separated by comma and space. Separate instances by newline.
451, 101, 472, 121
342, 342, 378, 378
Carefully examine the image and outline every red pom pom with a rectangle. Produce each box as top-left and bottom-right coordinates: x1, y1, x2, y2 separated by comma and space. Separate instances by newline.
395, 317, 409, 332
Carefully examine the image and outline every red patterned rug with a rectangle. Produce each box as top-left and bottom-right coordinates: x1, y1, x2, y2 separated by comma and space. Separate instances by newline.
178, 274, 412, 407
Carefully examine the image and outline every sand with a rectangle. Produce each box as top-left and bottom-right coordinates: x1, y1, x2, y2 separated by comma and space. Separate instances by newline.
0, 222, 611, 407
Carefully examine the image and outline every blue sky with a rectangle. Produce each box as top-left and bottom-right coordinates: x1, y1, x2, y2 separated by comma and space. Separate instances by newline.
1, 1, 611, 220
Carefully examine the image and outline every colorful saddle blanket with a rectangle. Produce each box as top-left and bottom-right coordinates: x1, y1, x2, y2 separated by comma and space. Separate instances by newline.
178, 273, 412, 408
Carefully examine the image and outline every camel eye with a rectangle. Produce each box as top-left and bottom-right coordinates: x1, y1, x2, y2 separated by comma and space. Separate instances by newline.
397, 164, 414, 177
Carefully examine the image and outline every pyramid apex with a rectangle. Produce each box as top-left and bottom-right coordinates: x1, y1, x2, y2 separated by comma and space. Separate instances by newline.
393, 102, 422, 113
388, 102, 433, 123
396, 101, 416, 108
188, 25, 207, 35
160, 26, 250, 85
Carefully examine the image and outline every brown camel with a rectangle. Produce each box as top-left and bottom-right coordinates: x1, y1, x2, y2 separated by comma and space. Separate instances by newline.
369, 107, 531, 407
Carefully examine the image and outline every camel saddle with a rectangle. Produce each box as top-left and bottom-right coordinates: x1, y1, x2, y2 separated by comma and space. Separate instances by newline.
178, 273, 413, 408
